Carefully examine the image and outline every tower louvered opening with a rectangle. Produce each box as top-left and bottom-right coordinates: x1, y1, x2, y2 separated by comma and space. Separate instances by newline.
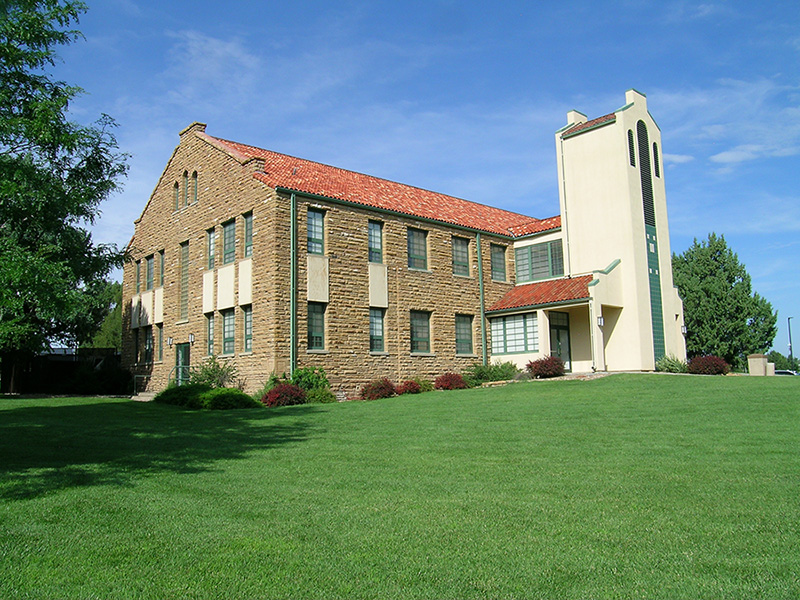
637, 120, 655, 227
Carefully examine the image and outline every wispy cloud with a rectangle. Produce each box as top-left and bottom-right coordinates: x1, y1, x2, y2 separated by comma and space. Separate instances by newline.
663, 153, 694, 164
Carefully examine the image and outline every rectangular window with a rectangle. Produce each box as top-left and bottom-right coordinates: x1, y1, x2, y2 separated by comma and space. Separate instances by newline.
206, 313, 214, 356
491, 244, 506, 281
455, 314, 473, 355
490, 313, 538, 354
515, 240, 564, 283
307, 209, 324, 254
206, 228, 215, 269
243, 305, 252, 352
135, 260, 141, 294
222, 309, 235, 355
369, 308, 384, 352
407, 228, 428, 270
308, 302, 325, 350
158, 250, 165, 286
244, 212, 253, 257
183, 172, 189, 207
157, 324, 163, 362
368, 220, 383, 263
174, 183, 179, 211
179, 242, 189, 320
145, 255, 154, 290
410, 310, 431, 354
452, 237, 470, 276
222, 220, 235, 264
143, 326, 153, 364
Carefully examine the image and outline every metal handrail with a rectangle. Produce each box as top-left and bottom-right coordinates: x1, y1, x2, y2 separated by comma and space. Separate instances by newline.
168, 364, 191, 387
133, 374, 151, 395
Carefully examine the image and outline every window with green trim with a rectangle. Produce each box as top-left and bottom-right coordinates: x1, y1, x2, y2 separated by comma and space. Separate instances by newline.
183, 171, 189, 207
157, 324, 163, 362
369, 308, 384, 352
452, 237, 470, 276
206, 313, 214, 356
653, 142, 660, 178
368, 220, 383, 263
158, 250, 165, 286
143, 326, 153, 364
173, 182, 179, 211
308, 302, 325, 350
179, 242, 189, 320
222, 219, 235, 264
222, 309, 235, 355
191, 171, 198, 203
410, 310, 431, 354
207, 228, 215, 269
243, 305, 252, 352
407, 228, 427, 270
243, 212, 253, 257
628, 129, 636, 167
455, 314, 473, 355
491, 244, 506, 281
135, 260, 141, 294
515, 240, 564, 283
307, 209, 324, 254
145, 255, 154, 290
490, 313, 538, 354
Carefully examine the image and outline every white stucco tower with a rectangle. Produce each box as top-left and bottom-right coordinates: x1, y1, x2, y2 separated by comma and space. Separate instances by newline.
555, 89, 686, 370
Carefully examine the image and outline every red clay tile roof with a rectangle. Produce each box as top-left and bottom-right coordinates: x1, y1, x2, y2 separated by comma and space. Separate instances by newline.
488, 275, 593, 312
204, 134, 558, 237
561, 113, 616, 139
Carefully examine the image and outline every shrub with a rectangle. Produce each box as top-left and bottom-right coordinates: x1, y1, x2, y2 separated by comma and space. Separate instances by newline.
395, 380, 422, 395
189, 356, 241, 389
688, 355, 730, 375
153, 383, 212, 409
291, 366, 330, 392
655, 354, 688, 373
360, 378, 396, 401
305, 388, 338, 404
412, 376, 434, 393
463, 361, 520, 387
526, 356, 565, 379
434, 372, 468, 390
262, 383, 306, 407
200, 387, 262, 410
252, 372, 289, 402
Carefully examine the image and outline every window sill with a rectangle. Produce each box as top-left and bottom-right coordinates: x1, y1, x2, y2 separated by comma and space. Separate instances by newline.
491, 278, 508, 283
453, 273, 473, 279
410, 352, 435, 357
239, 351, 253, 356
408, 267, 432, 273
175, 319, 189, 325
370, 351, 390, 356
307, 349, 329, 354
456, 354, 479, 358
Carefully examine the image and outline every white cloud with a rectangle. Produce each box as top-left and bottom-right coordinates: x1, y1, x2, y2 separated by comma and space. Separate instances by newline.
663, 153, 694, 164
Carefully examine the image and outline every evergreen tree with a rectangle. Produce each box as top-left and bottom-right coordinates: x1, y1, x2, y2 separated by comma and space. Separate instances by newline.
672, 233, 777, 367
0, 1, 127, 391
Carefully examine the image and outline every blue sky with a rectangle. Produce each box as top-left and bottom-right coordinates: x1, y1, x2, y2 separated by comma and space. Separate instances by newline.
55, 0, 799, 355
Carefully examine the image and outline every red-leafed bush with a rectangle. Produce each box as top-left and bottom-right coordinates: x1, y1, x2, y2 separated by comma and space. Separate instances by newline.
688, 355, 730, 375
526, 356, 565, 379
360, 378, 396, 401
434, 372, 468, 390
395, 380, 422, 395
262, 383, 306, 407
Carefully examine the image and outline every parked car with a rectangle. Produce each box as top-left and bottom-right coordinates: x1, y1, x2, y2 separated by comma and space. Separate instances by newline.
775, 370, 798, 376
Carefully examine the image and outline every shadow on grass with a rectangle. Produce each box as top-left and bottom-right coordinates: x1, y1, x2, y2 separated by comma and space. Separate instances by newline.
0, 399, 321, 501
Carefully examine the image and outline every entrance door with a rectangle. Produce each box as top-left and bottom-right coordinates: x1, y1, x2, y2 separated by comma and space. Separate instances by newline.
549, 311, 571, 372
175, 343, 190, 386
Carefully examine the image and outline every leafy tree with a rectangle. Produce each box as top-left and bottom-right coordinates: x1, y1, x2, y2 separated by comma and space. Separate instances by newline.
767, 350, 798, 372
672, 233, 777, 367
0, 1, 127, 391
83, 281, 122, 352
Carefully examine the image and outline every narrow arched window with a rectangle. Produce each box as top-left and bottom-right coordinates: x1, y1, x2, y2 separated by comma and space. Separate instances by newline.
653, 142, 660, 178
192, 171, 198, 203
628, 129, 636, 167
183, 171, 189, 207
173, 182, 179, 210
637, 121, 655, 227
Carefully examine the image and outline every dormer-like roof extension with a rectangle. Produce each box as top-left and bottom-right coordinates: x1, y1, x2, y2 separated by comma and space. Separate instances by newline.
487, 275, 593, 313
202, 133, 558, 238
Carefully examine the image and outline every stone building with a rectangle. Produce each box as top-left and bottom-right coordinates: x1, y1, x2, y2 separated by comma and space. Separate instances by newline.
123, 89, 686, 396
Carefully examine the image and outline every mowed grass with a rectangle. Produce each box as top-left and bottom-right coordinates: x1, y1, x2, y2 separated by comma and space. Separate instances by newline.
1, 374, 799, 599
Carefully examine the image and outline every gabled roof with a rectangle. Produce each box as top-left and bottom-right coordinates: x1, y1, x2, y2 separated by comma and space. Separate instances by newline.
203, 134, 560, 238
487, 275, 593, 313
561, 113, 616, 139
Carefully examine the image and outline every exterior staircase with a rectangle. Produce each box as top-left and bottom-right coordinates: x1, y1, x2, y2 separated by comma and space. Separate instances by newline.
131, 391, 157, 402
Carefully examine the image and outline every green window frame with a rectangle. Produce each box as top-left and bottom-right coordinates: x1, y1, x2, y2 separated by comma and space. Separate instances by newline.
191, 171, 198, 203
207, 228, 215, 269
455, 314, 473, 355
410, 310, 431, 354
179, 242, 189, 320
369, 308, 384, 352
368, 220, 383, 263
206, 313, 215, 356
490, 313, 538, 354
628, 129, 636, 167
222, 219, 235, 264
243, 305, 252, 352
407, 228, 427, 270
222, 309, 235, 355
143, 326, 153, 364
244, 212, 253, 257
182, 171, 188, 207
491, 244, 506, 281
515, 240, 564, 283
157, 324, 163, 362
308, 302, 325, 350
135, 260, 141, 294
653, 142, 661, 178
173, 182, 179, 211
158, 250, 165, 286
145, 255, 154, 290
307, 209, 324, 254
452, 237, 470, 276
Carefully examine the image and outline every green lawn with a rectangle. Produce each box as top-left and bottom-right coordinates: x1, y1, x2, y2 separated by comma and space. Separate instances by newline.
1, 374, 799, 599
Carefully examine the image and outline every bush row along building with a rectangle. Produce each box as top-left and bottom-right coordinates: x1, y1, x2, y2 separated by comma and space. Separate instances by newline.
123, 89, 686, 396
